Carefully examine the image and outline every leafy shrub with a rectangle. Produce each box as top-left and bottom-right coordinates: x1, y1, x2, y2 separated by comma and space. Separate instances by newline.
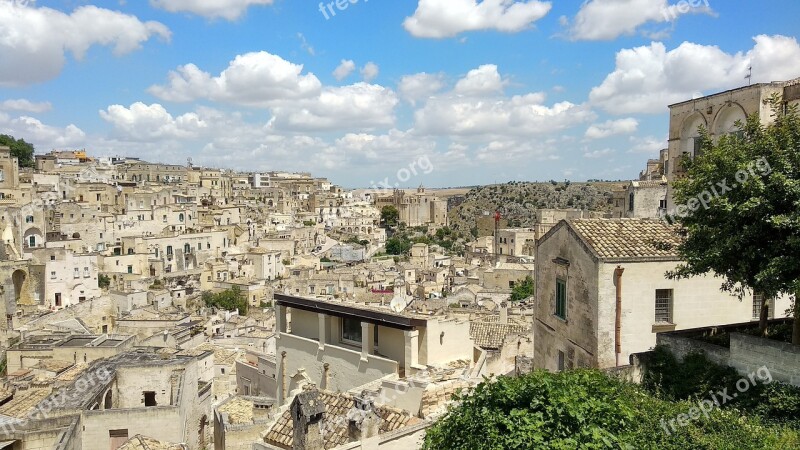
423, 369, 800, 450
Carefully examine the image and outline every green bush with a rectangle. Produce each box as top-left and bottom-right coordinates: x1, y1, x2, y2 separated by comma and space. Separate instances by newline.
423, 369, 800, 450
203, 286, 248, 315
643, 345, 800, 428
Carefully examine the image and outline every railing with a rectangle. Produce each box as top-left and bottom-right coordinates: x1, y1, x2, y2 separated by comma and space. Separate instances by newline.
198, 381, 212, 399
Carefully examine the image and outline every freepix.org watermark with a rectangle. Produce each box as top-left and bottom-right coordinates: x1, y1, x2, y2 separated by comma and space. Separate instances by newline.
662, 156, 771, 223
367, 155, 434, 196
660, 365, 773, 435
0, 364, 113, 434
318, 0, 368, 20
662, 0, 710, 21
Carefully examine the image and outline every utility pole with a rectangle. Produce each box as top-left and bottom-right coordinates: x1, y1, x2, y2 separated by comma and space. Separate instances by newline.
494, 211, 501, 266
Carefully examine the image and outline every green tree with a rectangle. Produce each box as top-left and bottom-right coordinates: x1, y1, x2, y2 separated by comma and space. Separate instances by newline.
510, 275, 534, 301
385, 237, 411, 255
380, 205, 399, 227
98, 274, 110, 289
203, 286, 248, 315
0, 135, 35, 168
668, 95, 800, 344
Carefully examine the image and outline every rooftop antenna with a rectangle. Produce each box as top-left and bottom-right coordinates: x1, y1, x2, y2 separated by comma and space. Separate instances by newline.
745, 66, 752, 86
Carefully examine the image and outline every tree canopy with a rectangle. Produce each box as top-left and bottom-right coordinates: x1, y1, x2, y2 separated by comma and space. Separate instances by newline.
0, 135, 35, 168
510, 275, 534, 301
202, 286, 248, 315
668, 95, 800, 344
380, 205, 399, 227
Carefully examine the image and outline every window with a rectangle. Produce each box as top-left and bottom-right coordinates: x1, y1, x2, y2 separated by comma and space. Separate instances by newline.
555, 278, 567, 320
628, 192, 634, 212
25, 215, 33, 223
127, 265, 133, 274
50, 255, 55, 261
74, 268, 80, 278
0, 169, 4, 182
693, 137, 703, 156
166, 246, 173, 256
143, 391, 157, 407
84, 267, 90, 278
341, 317, 362, 345
752, 293, 768, 320
557, 350, 565, 372
55, 293, 61, 307
655, 289, 673, 323
50, 271, 56, 280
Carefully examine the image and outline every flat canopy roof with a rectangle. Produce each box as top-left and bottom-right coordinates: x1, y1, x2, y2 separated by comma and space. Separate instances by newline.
275, 294, 428, 330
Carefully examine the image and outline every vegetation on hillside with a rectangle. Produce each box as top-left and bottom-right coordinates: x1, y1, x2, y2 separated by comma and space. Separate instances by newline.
447, 181, 615, 238
384, 226, 465, 255
423, 369, 799, 450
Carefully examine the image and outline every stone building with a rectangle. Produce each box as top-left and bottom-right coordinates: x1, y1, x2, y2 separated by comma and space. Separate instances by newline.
666, 77, 800, 208
533, 218, 792, 371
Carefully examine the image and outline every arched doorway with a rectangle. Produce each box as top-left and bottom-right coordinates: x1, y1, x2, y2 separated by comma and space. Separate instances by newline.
12, 270, 26, 301
104, 389, 113, 409
198, 415, 208, 447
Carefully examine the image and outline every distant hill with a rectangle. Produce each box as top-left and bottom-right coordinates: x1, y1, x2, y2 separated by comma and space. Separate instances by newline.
447, 181, 618, 238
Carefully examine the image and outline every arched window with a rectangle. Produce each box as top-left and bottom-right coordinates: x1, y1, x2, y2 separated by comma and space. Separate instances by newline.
179, 213, 185, 222
25, 215, 34, 223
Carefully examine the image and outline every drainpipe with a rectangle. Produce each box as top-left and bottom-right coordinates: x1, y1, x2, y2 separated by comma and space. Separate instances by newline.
614, 266, 624, 367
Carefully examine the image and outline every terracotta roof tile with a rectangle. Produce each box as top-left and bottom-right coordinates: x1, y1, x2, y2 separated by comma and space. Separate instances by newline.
567, 219, 681, 259
264, 389, 418, 449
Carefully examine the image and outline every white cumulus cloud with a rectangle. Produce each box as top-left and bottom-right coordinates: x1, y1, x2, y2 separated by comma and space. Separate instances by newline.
333, 60, 356, 81
100, 102, 209, 141
585, 118, 638, 139
0, 3, 170, 86
360, 62, 380, 82
0, 99, 52, 113
150, 0, 274, 20
567, 0, 712, 41
398, 72, 446, 104
404, 0, 552, 38
590, 35, 800, 114
148, 51, 322, 106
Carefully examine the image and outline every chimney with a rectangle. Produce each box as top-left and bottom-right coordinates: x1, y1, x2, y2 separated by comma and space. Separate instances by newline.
347, 394, 382, 442
499, 301, 508, 325
291, 388, 325, 450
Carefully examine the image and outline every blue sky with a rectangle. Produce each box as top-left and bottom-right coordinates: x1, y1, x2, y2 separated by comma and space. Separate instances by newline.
1, 0, 799, 188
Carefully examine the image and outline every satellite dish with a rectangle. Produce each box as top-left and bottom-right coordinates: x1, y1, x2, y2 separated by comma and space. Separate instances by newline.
390, 294, 407, 313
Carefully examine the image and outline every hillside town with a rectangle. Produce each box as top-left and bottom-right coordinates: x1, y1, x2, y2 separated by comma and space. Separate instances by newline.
0, 75, 797, 449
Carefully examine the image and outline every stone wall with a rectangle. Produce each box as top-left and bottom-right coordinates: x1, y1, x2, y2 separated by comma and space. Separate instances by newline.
656, 333, 731, 367
729, 333, 800, 386
656, 327, 800, 387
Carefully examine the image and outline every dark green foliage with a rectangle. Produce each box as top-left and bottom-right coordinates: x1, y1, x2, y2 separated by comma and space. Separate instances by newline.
423, 369, 800, 450
380, 205, 399, 227
643, 346, 800, 428
0, 134, 35, 168
98, 274, 110, 289
203, 286, 248, 315
385, 237, 412, 255
510, 275, 534, 301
